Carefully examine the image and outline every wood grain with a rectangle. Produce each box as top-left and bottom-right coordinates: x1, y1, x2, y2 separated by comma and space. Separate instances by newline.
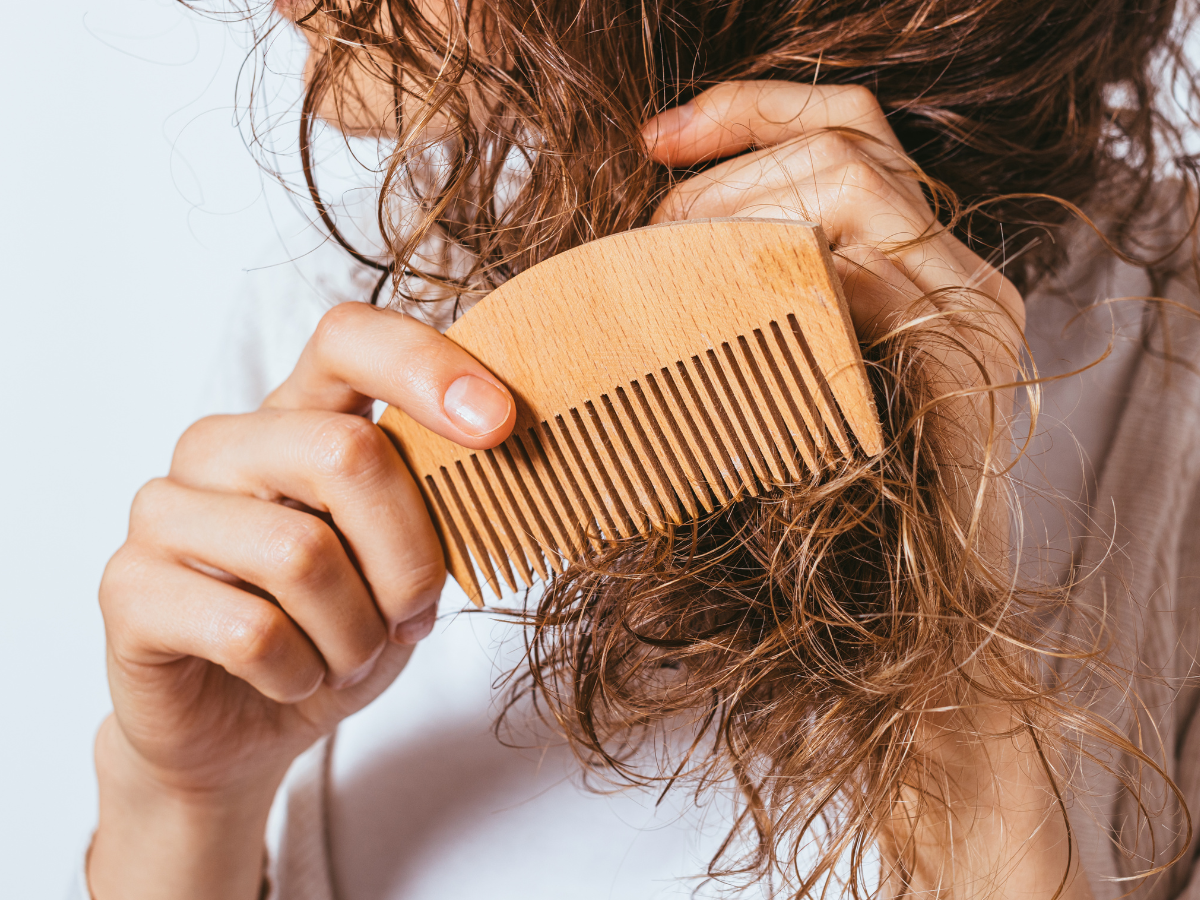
379, 218, 882, 604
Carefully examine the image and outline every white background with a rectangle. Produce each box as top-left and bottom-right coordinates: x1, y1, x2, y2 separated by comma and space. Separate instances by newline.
0, 2, 315, 895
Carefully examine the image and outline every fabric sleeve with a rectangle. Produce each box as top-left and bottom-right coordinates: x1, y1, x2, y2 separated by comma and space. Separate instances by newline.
1168, 477, 1200, 899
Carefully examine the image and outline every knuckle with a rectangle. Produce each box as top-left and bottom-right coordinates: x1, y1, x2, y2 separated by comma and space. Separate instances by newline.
839, 159, 891, 196
838, 84, 883, 119
312, 302, 367, 356
173, 415, 223, 463
263, 518, 338, 585
311, 415, 388, 481
403, 560, 447, 609
98, 545, 143, 618
128, 478, 172, 533
223, 605, 290, 670
813, 131, 855, 157
699, 81, 741, 110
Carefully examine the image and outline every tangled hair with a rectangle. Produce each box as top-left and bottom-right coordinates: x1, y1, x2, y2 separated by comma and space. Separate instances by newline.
280, 0, 1200, 303
514, 322, 1056, 896
213, 0, 1200, 895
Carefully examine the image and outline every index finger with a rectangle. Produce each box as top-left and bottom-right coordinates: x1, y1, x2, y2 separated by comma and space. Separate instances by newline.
264, 302, 516, 451
642, 81, 904, 168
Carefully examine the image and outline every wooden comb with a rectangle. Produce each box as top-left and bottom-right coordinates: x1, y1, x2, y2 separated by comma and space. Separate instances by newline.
378, 218, 883, 605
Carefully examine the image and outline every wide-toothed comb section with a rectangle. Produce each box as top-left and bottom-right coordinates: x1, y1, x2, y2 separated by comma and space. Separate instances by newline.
378, 219, 881, 604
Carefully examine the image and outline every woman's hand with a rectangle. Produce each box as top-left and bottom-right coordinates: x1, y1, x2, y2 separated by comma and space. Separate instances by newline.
89, 302, 516, 900
643, 83, 1088, 900
644, 81, 1025, 490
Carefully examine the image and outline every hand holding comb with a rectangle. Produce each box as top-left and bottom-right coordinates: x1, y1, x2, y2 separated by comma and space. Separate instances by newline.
378, 218, 883, 605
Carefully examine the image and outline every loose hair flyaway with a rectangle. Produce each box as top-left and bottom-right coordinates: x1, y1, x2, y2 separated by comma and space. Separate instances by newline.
204, 0, 1200, 896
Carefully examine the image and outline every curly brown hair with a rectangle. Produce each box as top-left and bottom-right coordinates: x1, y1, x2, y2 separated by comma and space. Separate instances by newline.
217, 0, 1200, 896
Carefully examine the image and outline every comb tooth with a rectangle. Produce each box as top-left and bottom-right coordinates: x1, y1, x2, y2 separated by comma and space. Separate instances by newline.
494, 443, 555, 580
735, 335, 804, 481
781, 314, 853, 457
581, 401, 650, 534
455, 460, 518, 593
720, 340, 789, 487
469, 455, 531, 590
732, 335, 808, 482
440, 465, 504, 599
566, 408, 637, 538
481, 447, 545, 586
630, 378, 703, 520
424, 473, 482, 605
692, 352, 764, 496
510, 434, 571, 574
554, 414, 621, 541
537, 421, 600, 550
598, 394, 668, 531
516, 428, 584, 563
613, 386, 684, 525
758, 324, 825, 468
657, 365, 732, 508
643, 372, 715, 514
672, 360, 743, 501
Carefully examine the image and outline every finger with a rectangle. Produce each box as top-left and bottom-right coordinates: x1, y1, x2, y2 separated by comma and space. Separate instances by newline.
643, 81, 903, 168
652, 131, 929, 234
828, 245, 931, 342
264, 302, 516, 450
653, 151, 1018, 319
130, 479, 389, 689
169, 411, 446, 639
100, 547, 327, 705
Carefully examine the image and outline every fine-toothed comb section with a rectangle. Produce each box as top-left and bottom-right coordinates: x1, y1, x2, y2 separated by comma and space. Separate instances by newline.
379, 218, 883, 605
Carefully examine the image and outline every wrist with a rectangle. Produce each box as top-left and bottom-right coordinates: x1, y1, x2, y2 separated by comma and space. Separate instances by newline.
89, 717, 284, 900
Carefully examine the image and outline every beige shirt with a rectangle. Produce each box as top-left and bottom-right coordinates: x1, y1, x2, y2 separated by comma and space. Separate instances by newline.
1022, 204, 1200, 900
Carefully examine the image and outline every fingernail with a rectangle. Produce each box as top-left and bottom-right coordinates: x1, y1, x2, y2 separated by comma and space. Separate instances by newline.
329, 640, 386, 691
642, 101, 695, 144
444, 375, 512, 437
393, 606, 438, 645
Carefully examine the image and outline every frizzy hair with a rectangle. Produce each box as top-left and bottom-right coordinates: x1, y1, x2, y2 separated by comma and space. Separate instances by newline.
220, 0, 1200, 895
